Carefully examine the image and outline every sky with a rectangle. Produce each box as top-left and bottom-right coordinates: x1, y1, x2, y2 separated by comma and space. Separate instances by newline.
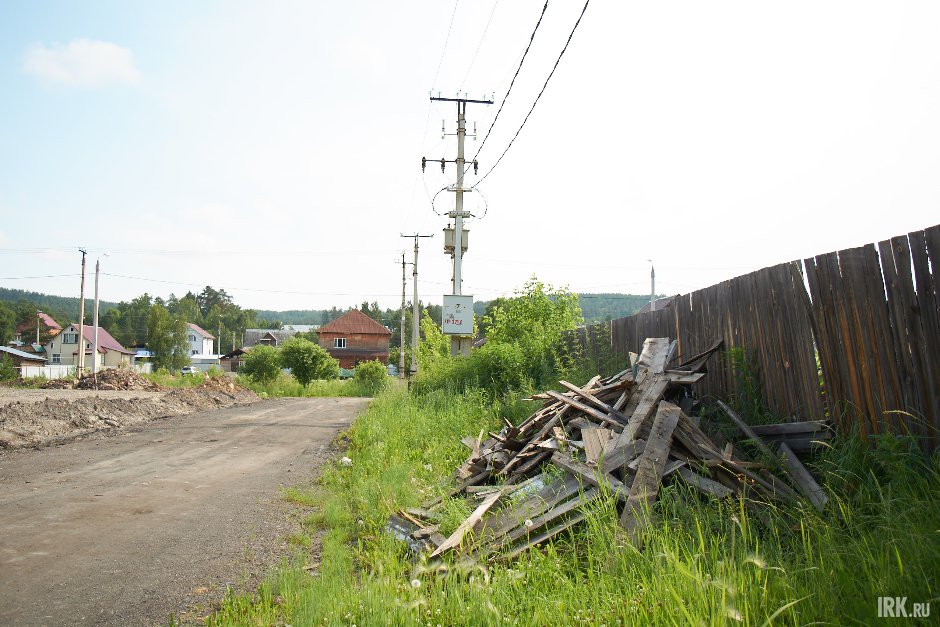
1, 1, 938, 312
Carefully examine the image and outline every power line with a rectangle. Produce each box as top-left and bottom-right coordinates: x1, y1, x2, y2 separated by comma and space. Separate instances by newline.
458, 0, 500, 92
0, 273, 80, 280
474, 0, 591, 187
431, 0, 461, 89
473, 0, 550, 160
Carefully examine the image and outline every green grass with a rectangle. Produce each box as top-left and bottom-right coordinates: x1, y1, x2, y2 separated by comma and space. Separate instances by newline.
235, 372, 385, 398
208, 387, 940, 626
143, 369, 207, 388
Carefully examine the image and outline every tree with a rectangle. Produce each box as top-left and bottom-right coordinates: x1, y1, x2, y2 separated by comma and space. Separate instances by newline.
196, 286, 233, 317
0, 301, 15, 345
241, 345, 281, 383
0, 354, 17, 381
147, 304, 190, 371
417, 309, 449, 370
280, 337, 339, 386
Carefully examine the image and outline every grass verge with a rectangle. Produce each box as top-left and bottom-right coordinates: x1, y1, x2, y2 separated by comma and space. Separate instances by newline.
235, 373, 380, 398
209, 387, 940, 626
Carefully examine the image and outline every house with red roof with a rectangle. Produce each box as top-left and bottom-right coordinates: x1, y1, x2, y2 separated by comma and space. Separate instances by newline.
14, 312, 62, 344
43, 323, 135, 370
316, 309, 392, 368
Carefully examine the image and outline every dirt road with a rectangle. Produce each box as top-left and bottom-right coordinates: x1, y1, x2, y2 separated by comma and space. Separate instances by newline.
0, 397, 369, 626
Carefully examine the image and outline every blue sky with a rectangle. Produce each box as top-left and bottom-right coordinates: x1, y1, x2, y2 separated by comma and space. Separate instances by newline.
1, 1, 939, 311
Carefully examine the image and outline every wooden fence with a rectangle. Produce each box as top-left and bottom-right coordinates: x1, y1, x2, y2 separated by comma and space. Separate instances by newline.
566, 224, 940, 451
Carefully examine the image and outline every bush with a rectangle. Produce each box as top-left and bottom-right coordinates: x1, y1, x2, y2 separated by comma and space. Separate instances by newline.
412, 341, 532, 399
280, 337, 340, 386
0, 354, 18, 381
241, 345, 281, 384
353, 360, 388, 395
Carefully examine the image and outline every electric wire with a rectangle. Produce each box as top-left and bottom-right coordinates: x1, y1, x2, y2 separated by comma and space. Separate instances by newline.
458, 0, 500, 92
473, 0, 591, 188
472, 0, 550, 161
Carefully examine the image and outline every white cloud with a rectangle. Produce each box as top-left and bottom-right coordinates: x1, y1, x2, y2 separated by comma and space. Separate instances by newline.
22, 39, 142, 87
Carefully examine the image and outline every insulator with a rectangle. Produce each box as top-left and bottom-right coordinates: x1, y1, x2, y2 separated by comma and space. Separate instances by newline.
421, 157, 426, 172
473, 160, 478, 175
440, 159, 446, 173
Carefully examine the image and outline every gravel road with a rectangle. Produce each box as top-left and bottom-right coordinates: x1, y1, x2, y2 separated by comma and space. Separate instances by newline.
0, 396, 369, 626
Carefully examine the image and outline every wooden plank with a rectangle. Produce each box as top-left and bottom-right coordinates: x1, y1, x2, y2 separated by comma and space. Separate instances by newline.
495, 488, 601, 551
778, 442, 828, 511
550, 452, 627, 497
613, 375, 670, 449
431, 490, 502, 557
619, 401, 681, 532
677, 466, 734, 498
546, 390, 627, 429
750, 421, 830, 436
716, 400, 776, 459
558, 380, 631, 421
476, 474, 583, 542
582, 428, 612, 464
502, 512, 586, 560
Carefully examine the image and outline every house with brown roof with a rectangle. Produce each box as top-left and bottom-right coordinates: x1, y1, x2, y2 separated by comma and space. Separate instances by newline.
187, 323, 215, 356
316, 310, 392, 368
43, 323, 135, 370
14, 312, 62, 344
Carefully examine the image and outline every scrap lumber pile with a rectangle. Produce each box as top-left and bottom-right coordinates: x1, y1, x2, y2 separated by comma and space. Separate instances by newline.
389, 337, 831, 560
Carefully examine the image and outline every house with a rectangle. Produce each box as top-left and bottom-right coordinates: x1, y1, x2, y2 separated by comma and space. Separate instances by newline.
187, 323, 215, 356
14, 312, 62, 343
637, 295, 678, 314
316, 309, 391, 368
0, 345, 47, 368
44, 324, 135, 370
242, 328, 299, 348
220, 347, 247, 372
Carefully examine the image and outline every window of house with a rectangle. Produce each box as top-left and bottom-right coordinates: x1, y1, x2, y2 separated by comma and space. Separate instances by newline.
333, 338, 347, 349
52, 353, 61, 364
189, 335, 196, 342
192, 350, 197, 355
63, 332, 78, 344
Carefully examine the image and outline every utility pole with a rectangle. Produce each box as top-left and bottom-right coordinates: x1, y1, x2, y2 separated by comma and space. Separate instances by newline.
36, 310, 42, 345
401, 234, 433, 376
77, 248, 87, 375
91, 253, 109, 376
423, 95, 492, 356
648, 260, 656, 312
398, 253, 413, 381
218, 317, 222, 356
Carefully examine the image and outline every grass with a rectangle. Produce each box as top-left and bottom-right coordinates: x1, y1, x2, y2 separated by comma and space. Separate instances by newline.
235, 372, 387, 398
143, 369, 207, 388
208, 386, 940, 626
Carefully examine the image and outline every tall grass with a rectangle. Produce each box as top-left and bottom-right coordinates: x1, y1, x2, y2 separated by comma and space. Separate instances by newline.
209, 386, 940, 626
235, 372, 383, 398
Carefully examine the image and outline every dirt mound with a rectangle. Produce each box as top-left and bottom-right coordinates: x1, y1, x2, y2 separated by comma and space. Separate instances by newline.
75, 368, 161, 391
0, 382, 259, 449
40, 378, 77, 389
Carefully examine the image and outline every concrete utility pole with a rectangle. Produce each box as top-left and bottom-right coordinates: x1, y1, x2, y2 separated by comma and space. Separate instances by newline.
36, 310, 42, 345
423, 95, 492, 357
400, 234, 433, 376
398, 253, 413, 381
77, 249, 87, 375
648, 260, 656, 313
92, 254, 109, 375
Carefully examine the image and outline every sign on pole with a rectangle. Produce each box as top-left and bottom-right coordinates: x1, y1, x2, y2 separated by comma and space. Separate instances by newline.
442, 295, 473, 335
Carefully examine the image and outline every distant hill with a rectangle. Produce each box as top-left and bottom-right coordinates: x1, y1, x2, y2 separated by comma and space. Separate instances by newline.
0, 287, 119, 322
472, 293, 654, 325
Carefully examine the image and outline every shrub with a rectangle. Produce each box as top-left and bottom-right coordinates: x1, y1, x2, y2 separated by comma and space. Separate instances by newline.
241, 345, 281, 384
280, 337, 340, 386
353, 360, 388, 395
0, 354, 18, 381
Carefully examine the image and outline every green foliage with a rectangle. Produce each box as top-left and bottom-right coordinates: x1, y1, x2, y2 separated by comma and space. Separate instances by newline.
211, 387, 940, 627
0, 301, 16, 345
236, 372, 376, 398
483, 276, 582, 387
0, 354, 18, 381
240, 345, 282, 384
0, 286, 102, 324
279, 337, 339, 386
416, 309, 449, 370
146, 304, 190, 371
352, 360, 387, 395
144, 367, 204, 388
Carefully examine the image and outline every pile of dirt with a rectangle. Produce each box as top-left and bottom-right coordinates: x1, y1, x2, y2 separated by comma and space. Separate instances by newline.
77, 368, 162, 391
39, 378, 77, 389
0, 381, 260, 449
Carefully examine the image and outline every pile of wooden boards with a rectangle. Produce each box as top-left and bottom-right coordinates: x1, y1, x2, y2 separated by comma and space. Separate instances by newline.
388, 337, 830, 560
